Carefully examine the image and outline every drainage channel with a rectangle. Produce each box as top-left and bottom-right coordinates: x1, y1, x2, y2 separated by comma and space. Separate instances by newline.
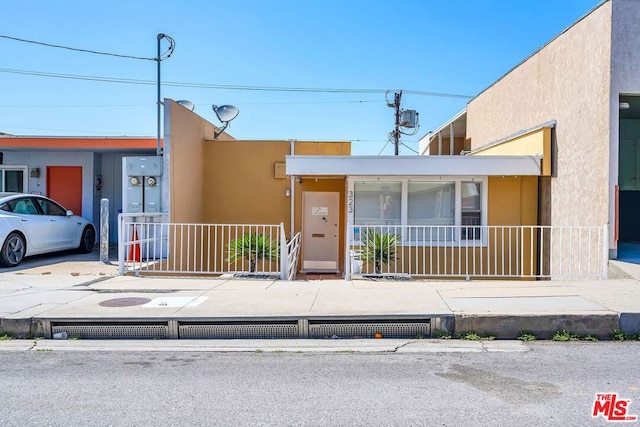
45, 317, 453, 340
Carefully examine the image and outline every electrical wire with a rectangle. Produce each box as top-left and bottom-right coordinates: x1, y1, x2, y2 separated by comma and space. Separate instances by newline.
377, 136, 393, 155
0, 34, 174, 61
0, 67, 473, 98
400, 142, 419, 154
0, 100, 381, 108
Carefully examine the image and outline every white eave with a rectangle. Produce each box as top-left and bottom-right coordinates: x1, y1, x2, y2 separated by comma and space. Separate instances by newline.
286, 155, 542, 177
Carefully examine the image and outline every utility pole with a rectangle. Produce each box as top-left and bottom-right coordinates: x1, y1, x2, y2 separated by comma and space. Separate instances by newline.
389, 91, 402, 156
386, 90, 418, 156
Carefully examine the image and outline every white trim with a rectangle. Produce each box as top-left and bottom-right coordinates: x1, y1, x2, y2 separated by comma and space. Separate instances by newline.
286, 155, 541, 177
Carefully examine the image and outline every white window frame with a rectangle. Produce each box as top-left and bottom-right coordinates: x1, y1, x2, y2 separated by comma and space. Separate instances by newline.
347, 176, 488, 246
0, 166, 28, 193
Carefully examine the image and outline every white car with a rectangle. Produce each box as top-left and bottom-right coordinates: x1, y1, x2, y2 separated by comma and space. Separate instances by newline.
0, 193, 96, 267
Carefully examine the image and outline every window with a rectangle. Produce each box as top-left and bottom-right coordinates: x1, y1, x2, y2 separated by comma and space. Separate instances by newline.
407, 181, 455, 241
0, 167, 27, 192
37, 198, 67, 216
461, 181, 481, 240
350, 177, 486, 244
354, 181, 401, 225
8, 198, 39, 215
407, 182, 454, 225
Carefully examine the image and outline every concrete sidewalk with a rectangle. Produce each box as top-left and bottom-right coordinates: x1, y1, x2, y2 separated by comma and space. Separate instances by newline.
0, 253, 639, 340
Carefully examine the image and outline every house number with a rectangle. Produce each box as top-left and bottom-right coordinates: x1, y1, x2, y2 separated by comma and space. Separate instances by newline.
347, 190, 354, 214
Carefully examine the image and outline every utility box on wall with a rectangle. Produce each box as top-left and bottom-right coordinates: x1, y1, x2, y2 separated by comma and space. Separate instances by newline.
122, 157, 163, 214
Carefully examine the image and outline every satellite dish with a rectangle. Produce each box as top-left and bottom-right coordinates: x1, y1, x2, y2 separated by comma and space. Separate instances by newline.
176, 100, 195, 111
212, 105, 239, 123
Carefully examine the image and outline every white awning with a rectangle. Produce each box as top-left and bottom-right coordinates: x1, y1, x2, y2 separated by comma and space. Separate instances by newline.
285, 155, 542, 177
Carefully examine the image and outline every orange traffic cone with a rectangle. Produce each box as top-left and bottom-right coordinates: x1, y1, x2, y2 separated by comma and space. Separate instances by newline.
128, 227, 141, 262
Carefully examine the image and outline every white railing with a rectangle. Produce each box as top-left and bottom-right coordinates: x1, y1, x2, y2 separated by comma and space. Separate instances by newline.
285, 232, 302, 281
346, 224, 608, 280
119, 214, 295, 278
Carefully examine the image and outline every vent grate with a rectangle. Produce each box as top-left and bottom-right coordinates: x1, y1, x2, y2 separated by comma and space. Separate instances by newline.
309, 321, 430, 339
52, 324, 168, 340
179, 323, 298, 339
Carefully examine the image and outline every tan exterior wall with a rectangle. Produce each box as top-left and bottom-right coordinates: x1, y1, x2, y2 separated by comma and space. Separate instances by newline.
202, 140, 348, 273
201, 140, 350, 228
203, 141, 291, 226
165, 99, 234, 223
466, 2, 612, 227
487, 176, 538, 226
295, 141, 351, 156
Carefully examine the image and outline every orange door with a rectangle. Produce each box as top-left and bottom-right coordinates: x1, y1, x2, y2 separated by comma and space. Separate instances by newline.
47, 166, 83, 215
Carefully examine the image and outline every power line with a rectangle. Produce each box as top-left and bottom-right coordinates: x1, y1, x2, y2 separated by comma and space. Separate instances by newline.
400, 142, 419, 154
0, 67, 474, 98
0, 100, 381, 109
0, 34, 174, 61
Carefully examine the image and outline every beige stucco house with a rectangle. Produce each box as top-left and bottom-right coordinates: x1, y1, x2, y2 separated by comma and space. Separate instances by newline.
420, 0, 640, 260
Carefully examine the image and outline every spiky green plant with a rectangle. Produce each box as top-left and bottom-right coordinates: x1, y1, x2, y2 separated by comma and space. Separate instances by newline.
227, 232, 279, 273
360, 229, 399, 274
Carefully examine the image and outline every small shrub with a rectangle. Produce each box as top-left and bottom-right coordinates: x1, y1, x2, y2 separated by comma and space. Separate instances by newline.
517, 331, 537, 341
0, 332, 13, 340
360, 230, 399, 274
227, 233, 279, 273
458, 331, 495, 341
552, 330, 580, 341
433, 329, 452, 339
611, 330, 640, 341
581, 334, 598, 342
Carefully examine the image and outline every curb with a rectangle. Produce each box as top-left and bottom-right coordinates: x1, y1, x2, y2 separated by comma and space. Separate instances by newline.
453, 313, 620, 339
0, 312, 632, 341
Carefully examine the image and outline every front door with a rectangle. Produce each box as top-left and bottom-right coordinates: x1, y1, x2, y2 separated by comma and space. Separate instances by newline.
47, 166, 83, 216
302, 191, 339, 272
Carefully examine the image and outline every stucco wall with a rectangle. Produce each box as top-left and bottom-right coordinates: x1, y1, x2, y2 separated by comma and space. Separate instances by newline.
466, 1, 612, 228
164, 99, 231, 223
488, 176, 538, 226
203, 141, 291, 226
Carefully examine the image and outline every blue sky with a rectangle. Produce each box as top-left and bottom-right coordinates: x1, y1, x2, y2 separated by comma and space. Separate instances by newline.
0, 0, 602, 155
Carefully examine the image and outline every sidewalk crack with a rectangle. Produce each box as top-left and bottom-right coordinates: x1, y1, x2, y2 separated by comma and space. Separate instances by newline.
394, 340, 416, 352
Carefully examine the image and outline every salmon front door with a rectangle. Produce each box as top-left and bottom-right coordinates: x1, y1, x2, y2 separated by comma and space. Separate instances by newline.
302, 191, 339, 272
47, 166, 82, 215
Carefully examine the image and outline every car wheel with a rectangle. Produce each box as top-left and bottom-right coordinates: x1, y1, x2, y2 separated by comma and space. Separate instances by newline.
0, 232, 26, 267
78, 226, 96, 253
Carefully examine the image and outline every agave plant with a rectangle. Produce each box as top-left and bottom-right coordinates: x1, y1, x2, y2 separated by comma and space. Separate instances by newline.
227, 232, 279, 273
360, 229, 399, 274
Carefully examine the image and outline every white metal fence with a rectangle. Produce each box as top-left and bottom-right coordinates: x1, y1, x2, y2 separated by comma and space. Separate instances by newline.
346, 224, 608, 280
118, 214, 301, 279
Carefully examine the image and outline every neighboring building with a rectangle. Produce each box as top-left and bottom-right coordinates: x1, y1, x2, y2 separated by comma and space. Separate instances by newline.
420, 0, 640, 261
0, 135, 157, 242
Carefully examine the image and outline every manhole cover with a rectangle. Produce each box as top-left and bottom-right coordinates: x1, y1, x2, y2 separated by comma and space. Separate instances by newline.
99, 297, 151, 307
